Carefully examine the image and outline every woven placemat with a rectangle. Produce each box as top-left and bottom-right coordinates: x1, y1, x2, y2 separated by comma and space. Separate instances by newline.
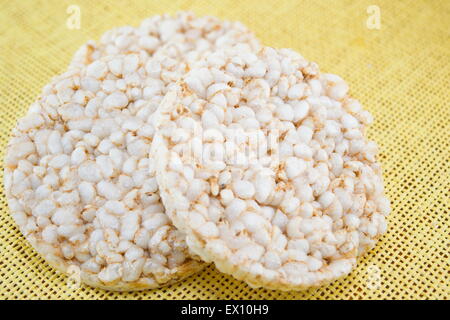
0, 0, 448, 299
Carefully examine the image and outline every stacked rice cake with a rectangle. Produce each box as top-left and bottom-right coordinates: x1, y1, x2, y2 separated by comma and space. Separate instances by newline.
4, 12, 390, 291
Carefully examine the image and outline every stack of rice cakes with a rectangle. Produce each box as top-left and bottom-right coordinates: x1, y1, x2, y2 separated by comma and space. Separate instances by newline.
4, 12, 390, 291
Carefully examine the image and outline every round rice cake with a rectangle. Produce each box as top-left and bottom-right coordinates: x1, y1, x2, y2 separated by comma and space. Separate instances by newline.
152, 46, 390, 290
5, 12, 260, 290
70, 11, 259, 70
4, 53, 210, 291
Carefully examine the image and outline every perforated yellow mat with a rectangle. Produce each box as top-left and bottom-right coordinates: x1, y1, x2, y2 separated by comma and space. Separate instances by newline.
0, 0, 448, 300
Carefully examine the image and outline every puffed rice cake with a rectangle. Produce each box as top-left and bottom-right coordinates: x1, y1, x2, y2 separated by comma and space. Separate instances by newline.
4, 11, 260, 290
152, 45, 390, 290
3, 55, 201, 290
70, 11, 260, 70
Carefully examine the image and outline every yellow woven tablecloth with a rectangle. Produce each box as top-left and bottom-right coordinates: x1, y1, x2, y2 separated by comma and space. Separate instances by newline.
0, 0, 448, 300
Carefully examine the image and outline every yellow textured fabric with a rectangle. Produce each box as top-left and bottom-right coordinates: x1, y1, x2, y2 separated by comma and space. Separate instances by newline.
0, 0, 448, 300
